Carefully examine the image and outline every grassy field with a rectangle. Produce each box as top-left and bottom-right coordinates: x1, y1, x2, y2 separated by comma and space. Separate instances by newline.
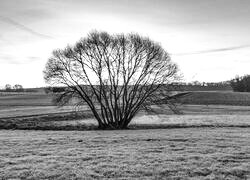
0, 90, 250, 179
1, 90, 250, 130
0, 128, 249, 179
1, 104, 250, 130
1, 90, 250, 109
0, 93, 53, 107
181, 91, 250, 106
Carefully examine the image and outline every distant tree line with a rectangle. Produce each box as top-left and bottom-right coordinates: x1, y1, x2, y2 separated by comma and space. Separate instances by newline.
45, 81, 233, 95
168, 81, 232, 91
230, 75, 250, 92
0, 84, 24, 92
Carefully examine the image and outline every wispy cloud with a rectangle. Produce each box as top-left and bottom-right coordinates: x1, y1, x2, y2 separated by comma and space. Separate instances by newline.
172, 45, 250, 56
0, 54, 41, 64
0, 54, 19, 64
0, 16, 53, 39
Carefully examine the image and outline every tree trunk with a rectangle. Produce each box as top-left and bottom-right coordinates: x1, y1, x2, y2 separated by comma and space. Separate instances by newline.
97, 119, 130, 130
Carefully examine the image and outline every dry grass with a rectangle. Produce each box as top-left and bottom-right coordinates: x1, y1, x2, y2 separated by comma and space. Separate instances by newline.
1, 104, 250, 130
0, 128, 249, 179
0, 93, 53, 108
1, 92, 250, 179
0, 106, 75, 119
1, 91, 250, 109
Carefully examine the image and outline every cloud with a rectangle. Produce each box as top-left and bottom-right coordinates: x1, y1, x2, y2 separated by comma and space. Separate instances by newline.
27, 56, 41, 62
0, 54, 41, 64
0, 16, 53, 39
172, 45, 250, 56
0, 54, 19, 64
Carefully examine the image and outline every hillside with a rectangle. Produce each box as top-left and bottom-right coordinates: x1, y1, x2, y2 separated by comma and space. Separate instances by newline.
1, 90, 250, 108
180, 91, 250, 106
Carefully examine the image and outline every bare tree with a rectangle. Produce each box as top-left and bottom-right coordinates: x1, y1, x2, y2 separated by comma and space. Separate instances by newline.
5, 84, 12, 91
13, 84, 24, 92
44, 31, 179, 129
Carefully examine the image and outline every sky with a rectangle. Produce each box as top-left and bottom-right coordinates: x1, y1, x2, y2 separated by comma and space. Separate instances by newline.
0, 0, 250, 88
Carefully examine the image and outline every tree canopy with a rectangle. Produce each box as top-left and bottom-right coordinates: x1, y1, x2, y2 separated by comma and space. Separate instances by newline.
231, 75, 250, 92
44, 31, 179, 129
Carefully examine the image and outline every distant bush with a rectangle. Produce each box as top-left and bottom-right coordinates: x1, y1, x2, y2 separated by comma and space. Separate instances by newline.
230, 75, 250, 92
13, 84, 24, 92
44, 86, 66, 94
5, 84, 12, 91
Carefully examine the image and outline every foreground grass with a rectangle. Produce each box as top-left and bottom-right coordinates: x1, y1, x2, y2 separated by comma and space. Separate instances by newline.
0, 128, 249, 179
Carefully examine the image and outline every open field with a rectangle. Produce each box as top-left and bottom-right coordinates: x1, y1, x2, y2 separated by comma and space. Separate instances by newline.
181, 91, 250, 106
0, 90, 250, 179
1, 91, 250, 109
0, 93, 53, 107
0, 128, 249, 179
1, 104, 250, 130
0, 106, 85, 119
1, 90, 250, 130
